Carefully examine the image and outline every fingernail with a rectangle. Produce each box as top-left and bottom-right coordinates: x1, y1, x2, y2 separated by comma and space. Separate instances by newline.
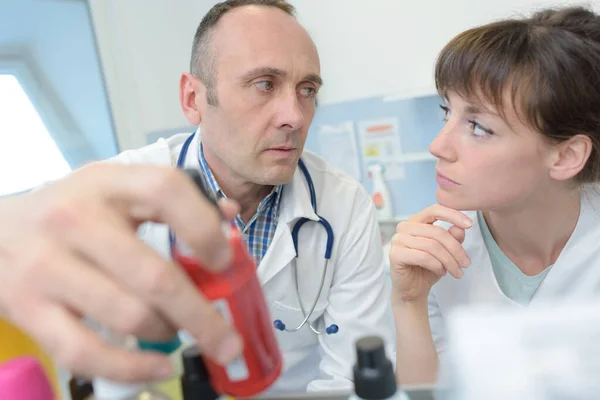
462, 259, 471, 268
216, 334, 243, 365
463, 218, 472, 227
457, 268, 464, 277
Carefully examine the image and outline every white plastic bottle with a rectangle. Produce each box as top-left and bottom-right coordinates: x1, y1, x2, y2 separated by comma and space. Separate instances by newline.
348, 336, 409, 400
367, 163, 394, 221
92, 379, 169, 400
91, 329, 176, 400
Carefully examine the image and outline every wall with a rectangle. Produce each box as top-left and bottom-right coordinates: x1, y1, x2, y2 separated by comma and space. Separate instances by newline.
88, 0, 207, 150
305, 93, 442, 221
293, 0, 598, 104
0, 0, 118, 163
89, 0, 600, 151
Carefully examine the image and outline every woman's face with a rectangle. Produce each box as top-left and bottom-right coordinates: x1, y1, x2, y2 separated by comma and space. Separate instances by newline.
429, 91, 555, 211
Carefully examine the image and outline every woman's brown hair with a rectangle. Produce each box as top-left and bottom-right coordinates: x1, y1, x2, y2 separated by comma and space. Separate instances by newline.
435, 6, 600, 183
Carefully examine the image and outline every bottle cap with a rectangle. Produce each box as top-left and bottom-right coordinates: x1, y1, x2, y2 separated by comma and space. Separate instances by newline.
69, 376, 94, 400
353, 336, 397, 400
0, 356, 56, 400
138, 334, 182, 355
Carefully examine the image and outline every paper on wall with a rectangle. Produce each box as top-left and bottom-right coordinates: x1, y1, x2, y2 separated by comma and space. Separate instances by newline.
357, 117, 405, 180
315, 121, 361, 181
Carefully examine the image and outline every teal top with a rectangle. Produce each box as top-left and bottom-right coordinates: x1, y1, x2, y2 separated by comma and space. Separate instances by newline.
478, 211, 552, 306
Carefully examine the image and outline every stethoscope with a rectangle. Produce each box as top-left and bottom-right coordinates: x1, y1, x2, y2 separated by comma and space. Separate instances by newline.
172, 133, 339, 335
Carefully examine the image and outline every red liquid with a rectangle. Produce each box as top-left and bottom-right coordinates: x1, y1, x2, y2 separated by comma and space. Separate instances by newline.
173, 228, 282, 397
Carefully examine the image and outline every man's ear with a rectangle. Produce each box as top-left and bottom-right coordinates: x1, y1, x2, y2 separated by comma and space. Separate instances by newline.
548, 134, 593, 181
179, 73, 206, 125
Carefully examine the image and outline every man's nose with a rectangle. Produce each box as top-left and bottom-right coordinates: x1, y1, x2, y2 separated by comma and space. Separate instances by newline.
274, 89, 305, 132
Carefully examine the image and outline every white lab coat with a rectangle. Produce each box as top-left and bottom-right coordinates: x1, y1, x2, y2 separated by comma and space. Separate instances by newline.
111, 133, 395, 394
429, 186, 600, 363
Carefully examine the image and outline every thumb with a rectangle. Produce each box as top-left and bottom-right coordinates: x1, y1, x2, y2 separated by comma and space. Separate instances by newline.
448, 225, 466, 244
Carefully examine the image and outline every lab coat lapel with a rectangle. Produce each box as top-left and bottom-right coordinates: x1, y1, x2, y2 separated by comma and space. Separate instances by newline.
256, 162, 319, 286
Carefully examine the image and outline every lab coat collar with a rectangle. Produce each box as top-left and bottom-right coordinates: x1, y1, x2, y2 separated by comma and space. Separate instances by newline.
278, 161, 320, 226
256, 156, 320, 285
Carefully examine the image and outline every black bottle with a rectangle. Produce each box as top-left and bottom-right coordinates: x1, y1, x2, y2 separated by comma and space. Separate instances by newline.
351, 336, 406, 400
68, 376, 94, 400
180, 344, 220, 400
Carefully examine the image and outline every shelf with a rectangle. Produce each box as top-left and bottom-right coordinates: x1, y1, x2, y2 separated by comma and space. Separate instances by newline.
395, 151, 436, 163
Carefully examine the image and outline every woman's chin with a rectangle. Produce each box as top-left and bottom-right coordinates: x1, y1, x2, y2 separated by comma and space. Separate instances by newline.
435, 190, 477, 211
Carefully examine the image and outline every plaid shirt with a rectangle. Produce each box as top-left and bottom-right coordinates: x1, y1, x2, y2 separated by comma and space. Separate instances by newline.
198, 143, 283, 266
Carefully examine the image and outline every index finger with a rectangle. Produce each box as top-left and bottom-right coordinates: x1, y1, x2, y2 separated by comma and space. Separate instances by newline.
64, 200, 244, 367
408, 204, 473, 229
84, 163, 232, 271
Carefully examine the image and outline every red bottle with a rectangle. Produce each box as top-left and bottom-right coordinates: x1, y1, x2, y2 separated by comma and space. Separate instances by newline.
171, 169, 282, 397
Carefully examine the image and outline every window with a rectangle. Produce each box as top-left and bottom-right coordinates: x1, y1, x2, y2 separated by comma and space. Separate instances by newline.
0, 74, 71, 196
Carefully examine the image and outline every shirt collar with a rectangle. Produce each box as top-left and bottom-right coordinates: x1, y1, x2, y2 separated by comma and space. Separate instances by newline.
197, 140, 283, 214
197, 141, 224, 200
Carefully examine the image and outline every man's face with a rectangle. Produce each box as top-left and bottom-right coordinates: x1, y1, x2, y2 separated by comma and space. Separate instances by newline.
190, 6, 322, 186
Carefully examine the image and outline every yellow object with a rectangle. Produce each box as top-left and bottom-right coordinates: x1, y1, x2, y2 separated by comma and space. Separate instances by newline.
153, 377, 182, 400
151, 344, 184, 400
0, 318, 60, 398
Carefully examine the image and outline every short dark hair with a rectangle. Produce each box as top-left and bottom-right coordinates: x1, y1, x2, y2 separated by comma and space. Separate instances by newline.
435, 6, 600, 184
190, 0, 296, 106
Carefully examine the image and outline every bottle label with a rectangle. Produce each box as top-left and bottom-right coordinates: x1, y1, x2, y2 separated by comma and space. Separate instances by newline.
373, 192, 385, 209
212, 299, 249, 382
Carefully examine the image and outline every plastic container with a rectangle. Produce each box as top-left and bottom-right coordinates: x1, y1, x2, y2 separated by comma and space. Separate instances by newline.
93, 335, 183, 400
92, 379, 169, 400
180, 344, 219, 400
0, 356, 56, 400
69, 376, 94, 400
171, 169, 282, 397
0, 318, 60, 396
367, 164, 394, 221
138, 335, 184, 400
349, 336, 408, 400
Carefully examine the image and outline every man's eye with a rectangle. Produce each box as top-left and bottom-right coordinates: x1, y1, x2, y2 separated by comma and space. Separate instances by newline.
255, 81, 274, 92
300, 87, 317, 98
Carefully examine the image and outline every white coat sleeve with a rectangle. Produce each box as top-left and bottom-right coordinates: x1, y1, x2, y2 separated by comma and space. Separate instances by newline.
428, 289, 447, 358
429, 288, 455, 385
306, 188, 396, 392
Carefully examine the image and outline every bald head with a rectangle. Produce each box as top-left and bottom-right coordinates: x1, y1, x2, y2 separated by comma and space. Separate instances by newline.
190, 0, 300, 105
178, 0, 321, 191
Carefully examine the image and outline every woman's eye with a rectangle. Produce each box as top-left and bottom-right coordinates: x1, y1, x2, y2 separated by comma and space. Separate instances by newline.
439, 104, 450, 121
468, 120, 493, 136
